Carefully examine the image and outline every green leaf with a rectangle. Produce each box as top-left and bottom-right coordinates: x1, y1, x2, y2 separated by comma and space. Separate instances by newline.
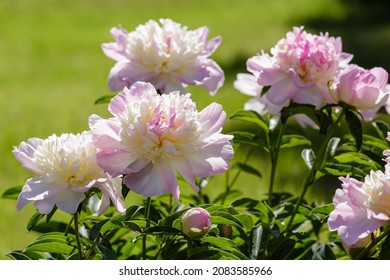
95, 244, 117, 260
231, 197, 261, 209
310, 203, 333, 216
229, 110, 269, 134
25, 242, 75, 255
188, 246, 241, 260
24, 233, 76, 255
7, 250, 44, 260
94, 94, 116, 105
235, 214, 255, 231
323, 137, 340, 164
124, 221, 144, 233
301, 148, 316, 169
321, 163, 366, 178
229, 131, 267, 148
120, 205, 144, 221
280, 134, 311, 149
202, 236, 240, 252
143, 226, 182, 235
333, 152, 379, 169
372, 120, 390, 140
379, 235, 390, 260
268, 238, 296, 260
31, 221, 69, 234
235, 162, 262, 178
311, 243, 336, 260
210, 211, 244, 229
2, 185, 22, 199
280, 103, 325, 127
27, 212, 45, 231
345, 109, 363, 151
250, 226, 267, 260
90, 219, 110, 240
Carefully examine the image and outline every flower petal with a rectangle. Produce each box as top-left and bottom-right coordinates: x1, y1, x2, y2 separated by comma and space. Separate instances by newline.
123, 161, 179, 201
13, 138, 44, 174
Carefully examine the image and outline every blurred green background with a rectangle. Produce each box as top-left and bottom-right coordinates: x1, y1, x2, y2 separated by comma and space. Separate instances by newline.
1, 0, 390, 259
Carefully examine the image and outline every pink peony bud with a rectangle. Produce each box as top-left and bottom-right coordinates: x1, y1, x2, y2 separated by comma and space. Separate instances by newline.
181, 207, 211, 239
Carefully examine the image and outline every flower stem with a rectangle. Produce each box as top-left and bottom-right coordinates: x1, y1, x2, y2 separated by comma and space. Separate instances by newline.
286, 108, 346, 234
267, 120, 287, 207
142, 197, 152, 260
221, 147, 253, 205
186, 238, 193, 259
73, 212, 84, 260
355, 227, 390, 259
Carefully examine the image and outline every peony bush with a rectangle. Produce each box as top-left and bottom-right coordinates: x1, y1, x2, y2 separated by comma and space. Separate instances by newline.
4, 19, 390, 260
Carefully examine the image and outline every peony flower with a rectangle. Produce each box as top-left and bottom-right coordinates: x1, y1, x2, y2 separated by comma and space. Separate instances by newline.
13, 132, 126, 215
328, 174, 390, 246
245, 26, 352, 110
102, 18, 224, 95
89, 81, 233, 202
233, 72, 319, 129
330, 64, 389, 120
181, 207, 211, 239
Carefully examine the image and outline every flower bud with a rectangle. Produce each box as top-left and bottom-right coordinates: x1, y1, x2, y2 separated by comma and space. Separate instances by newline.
218, 224, 233, 239
181, 207, 211, 239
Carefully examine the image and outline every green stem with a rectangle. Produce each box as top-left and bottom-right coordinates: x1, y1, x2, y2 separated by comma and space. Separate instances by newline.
221, 147, 253, 205
267, 121, 287, 207
354, 227, 390, 259
286, 109, 346, 234
186, 238, 193, 259
73, 212, 84, 260
142, 197, 152, 260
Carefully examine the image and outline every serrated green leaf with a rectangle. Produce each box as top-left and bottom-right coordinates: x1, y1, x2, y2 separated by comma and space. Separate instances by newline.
2, 185, 22, 199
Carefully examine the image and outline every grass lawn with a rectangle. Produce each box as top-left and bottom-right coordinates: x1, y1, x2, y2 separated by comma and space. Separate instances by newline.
2, 0, 384, 259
